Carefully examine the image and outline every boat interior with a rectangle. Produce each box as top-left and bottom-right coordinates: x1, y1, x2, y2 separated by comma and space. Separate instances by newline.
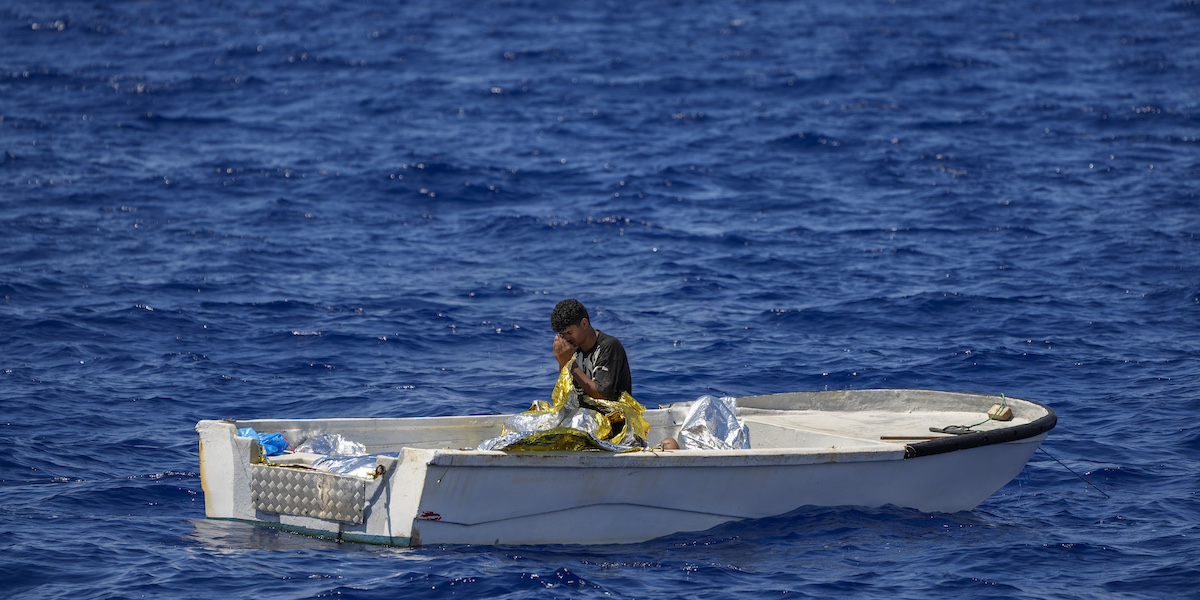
240, 390, 1037, 462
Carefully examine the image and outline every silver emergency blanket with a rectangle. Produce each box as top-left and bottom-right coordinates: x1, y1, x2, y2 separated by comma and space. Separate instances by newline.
293, 433, 385, 478
678, 395, 751, 450
296, 433, 367, 456
311, 454, 391, 478
478, 358, 649, 452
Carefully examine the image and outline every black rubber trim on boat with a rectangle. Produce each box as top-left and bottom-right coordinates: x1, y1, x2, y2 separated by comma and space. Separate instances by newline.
903, 403, 1058, 459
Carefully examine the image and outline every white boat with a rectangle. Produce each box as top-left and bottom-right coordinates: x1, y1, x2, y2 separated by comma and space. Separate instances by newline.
195, 389, 1056, 547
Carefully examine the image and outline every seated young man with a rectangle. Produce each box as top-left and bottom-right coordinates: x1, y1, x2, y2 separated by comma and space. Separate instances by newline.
550, 299, 632, 408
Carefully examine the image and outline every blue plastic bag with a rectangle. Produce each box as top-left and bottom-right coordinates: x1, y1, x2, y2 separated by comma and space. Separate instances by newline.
237, 427, 289, 456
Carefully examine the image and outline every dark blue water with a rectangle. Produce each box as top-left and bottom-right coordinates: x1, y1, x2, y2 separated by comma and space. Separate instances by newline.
3, 0, 1198, 597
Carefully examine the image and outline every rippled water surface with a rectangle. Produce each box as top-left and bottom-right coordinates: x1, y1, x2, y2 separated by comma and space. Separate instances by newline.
3, 0, 1199, 598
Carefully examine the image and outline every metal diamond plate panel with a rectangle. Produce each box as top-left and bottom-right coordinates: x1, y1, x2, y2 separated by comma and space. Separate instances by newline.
251, 465, 367, 524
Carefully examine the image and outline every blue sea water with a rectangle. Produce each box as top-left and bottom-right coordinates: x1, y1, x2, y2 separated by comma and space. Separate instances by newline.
2, 0, 1199, 597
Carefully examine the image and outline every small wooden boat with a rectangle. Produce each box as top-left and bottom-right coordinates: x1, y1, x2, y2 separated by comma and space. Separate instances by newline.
195, 389, 1055, 547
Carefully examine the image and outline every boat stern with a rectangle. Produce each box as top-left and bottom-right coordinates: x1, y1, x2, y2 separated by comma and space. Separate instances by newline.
196, 419, 259, 520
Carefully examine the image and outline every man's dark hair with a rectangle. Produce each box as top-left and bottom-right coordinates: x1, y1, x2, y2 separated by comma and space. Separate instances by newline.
550, 299, 589, 332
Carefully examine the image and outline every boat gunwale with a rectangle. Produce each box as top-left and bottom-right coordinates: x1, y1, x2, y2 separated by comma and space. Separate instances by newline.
903, 405, 1056, 458
214, 389, 1057, 462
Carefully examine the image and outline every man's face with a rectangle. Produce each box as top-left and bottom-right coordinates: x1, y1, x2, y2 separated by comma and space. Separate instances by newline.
557, 320, 587, 349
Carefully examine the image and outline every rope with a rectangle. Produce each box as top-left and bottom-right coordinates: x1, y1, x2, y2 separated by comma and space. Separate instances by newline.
1038, 446, 1111, 499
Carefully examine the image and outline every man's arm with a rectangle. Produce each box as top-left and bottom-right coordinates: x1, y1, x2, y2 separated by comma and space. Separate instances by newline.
572, 364, 607, 400
553, 335, 605, 399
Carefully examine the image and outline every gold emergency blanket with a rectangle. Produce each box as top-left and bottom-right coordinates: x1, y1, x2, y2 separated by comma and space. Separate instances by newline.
477, 360, 650, 452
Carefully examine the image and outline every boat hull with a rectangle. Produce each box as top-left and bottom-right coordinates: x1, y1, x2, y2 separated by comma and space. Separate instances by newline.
196, 389, 1055, 546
